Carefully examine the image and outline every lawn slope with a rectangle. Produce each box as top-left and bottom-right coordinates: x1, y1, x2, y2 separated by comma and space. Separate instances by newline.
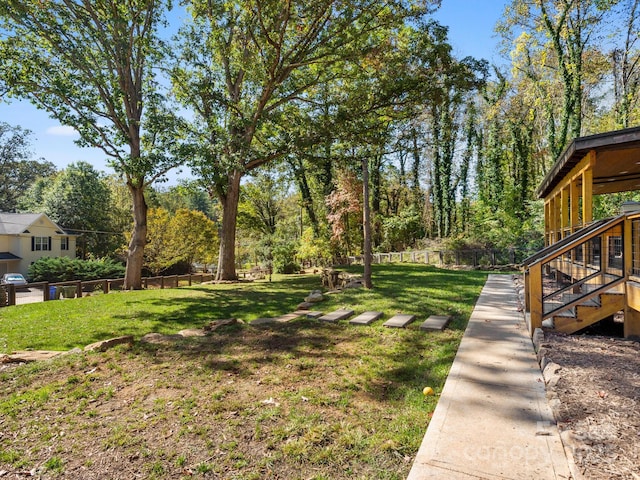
0, 265, 488, 479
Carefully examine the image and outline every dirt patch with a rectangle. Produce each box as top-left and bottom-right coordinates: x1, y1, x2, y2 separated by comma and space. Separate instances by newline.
0, 321, 450, 479
543, 332, 640, 479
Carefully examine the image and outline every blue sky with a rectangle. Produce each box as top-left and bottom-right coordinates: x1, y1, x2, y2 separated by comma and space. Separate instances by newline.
0, 0, 509, 181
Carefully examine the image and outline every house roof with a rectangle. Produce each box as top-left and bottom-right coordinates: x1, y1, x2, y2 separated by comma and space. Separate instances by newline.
0, 252, 22, 260
0, 212, 68, 235
537, 126, 640, 199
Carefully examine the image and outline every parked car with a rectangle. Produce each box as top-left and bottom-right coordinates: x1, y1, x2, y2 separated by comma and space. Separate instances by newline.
1, 273, 28, 288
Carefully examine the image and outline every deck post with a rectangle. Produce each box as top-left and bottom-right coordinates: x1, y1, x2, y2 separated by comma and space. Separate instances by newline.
582, 156, 593, 224
528, 262, 543, 336
624, 308, 640, 338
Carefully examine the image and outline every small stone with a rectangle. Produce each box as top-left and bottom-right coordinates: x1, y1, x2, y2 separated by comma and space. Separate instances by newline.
304, 291, 324, 303
140, 333, 183, 344
178, 329, 207, 337
203, 318, 238, 332
84, 335, 134, 352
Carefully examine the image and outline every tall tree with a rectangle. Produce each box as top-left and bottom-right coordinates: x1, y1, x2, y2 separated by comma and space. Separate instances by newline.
0, 122, 56, 212
610, 0, 640, 128
0, 0, 180, 289
38, 162, 115, 259
172, 0, 435, 280
498, 0, 615, 158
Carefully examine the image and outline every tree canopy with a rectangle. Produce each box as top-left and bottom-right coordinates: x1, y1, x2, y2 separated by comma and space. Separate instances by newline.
0, 0, 181, 288
0, 122, 55, 213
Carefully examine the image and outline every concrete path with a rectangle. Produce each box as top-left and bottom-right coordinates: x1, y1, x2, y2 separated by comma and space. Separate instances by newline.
407, 274, 571, 480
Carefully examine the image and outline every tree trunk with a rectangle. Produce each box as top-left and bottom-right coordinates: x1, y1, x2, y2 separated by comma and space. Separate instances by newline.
362, 157, 372, 289
124, 183, 147, 290
291, 158, 319, 236
216, 169, 243, 281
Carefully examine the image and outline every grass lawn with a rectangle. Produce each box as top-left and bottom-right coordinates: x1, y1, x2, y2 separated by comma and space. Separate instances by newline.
0, 264, 490, 479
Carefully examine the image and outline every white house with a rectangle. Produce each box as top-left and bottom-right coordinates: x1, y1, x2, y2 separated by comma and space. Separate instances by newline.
0, 213, 76, 278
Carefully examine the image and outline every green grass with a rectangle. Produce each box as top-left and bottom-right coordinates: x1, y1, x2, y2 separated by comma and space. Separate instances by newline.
0, 264, 492, 479
0, 264, 486, 353
0, 273, 320, 352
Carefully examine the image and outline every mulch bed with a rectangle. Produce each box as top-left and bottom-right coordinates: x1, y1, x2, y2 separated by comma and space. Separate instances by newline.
543, 332, 640, 480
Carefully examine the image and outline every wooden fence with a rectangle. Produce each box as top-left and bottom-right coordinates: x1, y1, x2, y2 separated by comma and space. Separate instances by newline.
330, 248, 531, 268
0, 273, 215, 308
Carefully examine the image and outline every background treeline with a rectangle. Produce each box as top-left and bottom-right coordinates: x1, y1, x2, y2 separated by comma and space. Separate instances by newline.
2, 1, 640, 280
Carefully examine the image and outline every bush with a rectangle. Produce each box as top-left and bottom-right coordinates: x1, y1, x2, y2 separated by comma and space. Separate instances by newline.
272, 241, 300, 274
381, 206, 425, 252
28, 257, 125, 283
297, 228, 332, 265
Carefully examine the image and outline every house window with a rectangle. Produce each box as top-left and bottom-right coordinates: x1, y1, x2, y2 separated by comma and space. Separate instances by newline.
61, 237, 69, 251
32, 236, 51, 251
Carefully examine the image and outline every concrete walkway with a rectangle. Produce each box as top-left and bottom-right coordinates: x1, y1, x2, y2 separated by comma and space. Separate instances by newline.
407, 274, 572, 480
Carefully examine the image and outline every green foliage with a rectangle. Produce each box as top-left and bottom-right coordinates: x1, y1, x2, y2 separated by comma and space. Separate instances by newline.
467, 199, 544, 253
28, 257, 125, 283
380, 205, 424, 252
271, 241, 300, 274
297, 228, 332, 264
143, 207, 218, 275
149, 181, 218, 220
0, 0, 182, 289
238, 174, 285, 236
0, 122, 56, 213
21, 162, 119, 259
594, 192, 640, 219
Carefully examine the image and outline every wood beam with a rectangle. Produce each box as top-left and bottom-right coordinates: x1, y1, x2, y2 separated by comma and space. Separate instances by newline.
570, 177, 580, 231
582, 166, 593, 224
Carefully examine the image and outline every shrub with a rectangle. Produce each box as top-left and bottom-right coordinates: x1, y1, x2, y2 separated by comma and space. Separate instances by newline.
28, 257, 125, 283
272, 241, 300, 274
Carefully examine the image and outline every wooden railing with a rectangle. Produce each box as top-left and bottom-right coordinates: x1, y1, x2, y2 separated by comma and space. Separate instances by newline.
0, 273, 215, 307
522, 215, 627, 336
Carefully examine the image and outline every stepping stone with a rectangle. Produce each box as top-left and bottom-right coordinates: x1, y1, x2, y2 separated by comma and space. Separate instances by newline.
318, 309, 354, 322
419, 315, 452, 331
249, 318, 277, 326
274, 312, 303, 323
383, 314, 416, 328
350, 311, 383, 325
306, 311, 323, 319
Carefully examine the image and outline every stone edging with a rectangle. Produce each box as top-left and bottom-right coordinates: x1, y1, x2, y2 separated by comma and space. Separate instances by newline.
531, 327, 584, 480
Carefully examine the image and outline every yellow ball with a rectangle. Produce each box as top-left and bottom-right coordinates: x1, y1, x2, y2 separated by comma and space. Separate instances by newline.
422, 386, 434, 396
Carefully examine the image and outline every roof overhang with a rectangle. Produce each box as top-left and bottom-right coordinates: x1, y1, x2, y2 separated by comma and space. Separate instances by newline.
537, 126, 640, 199
0, 252, 22, 261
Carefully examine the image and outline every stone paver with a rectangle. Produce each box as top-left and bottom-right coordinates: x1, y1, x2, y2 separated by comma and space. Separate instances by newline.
275, 312, 304, 322
383, 313, 416, 328
318, 309, 354, 322
249, 317, 277, 325
306, 311, 323, 319
419, 315, 451, 331
250, 311, 304, 326
407, 274, 571, 480
1, 350, 64, 363
349, 311, 383, 325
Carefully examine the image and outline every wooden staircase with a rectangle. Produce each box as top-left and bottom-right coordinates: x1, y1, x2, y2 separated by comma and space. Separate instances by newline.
548, 282, 625, 334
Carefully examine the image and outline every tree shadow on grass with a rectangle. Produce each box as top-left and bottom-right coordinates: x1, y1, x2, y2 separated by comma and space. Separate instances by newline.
114, 265, 488, 397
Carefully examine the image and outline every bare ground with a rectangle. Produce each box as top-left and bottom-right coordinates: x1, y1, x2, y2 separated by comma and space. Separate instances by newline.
543, 332, 640, 480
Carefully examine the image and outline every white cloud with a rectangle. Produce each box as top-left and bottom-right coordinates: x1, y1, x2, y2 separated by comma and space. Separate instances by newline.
46, 125, 78, 136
